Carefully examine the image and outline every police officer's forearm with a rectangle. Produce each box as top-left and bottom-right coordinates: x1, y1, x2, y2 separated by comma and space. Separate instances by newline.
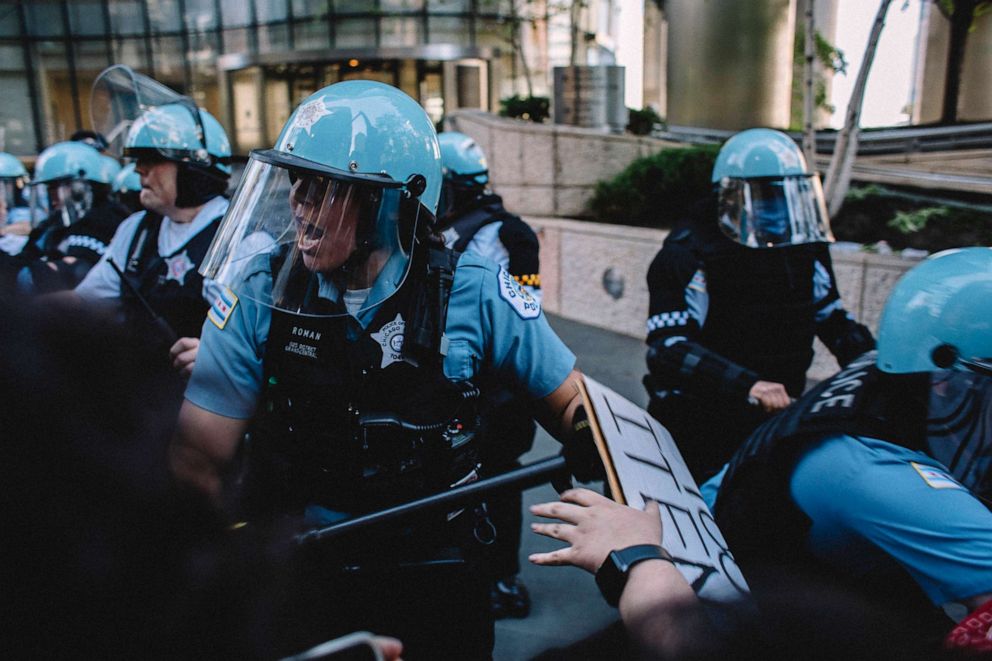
647, 339, 760, 406
816, 308, 876, 368
169, 400, 248, 504
539, 369, 585, 442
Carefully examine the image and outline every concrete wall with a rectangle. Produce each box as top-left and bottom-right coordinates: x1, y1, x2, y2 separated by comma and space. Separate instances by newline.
526, 216, 920, 382
443, 109, 686, 218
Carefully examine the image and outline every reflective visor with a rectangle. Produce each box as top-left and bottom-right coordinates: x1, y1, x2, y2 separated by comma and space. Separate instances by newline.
200, 155, 419, 318
717, 175, 834, 248
29, 178, 92, 227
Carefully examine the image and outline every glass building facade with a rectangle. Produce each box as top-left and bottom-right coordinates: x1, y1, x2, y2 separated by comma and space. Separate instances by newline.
0, 0, 545, 156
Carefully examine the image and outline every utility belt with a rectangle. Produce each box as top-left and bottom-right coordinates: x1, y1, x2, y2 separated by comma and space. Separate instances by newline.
246, 405, 483, 516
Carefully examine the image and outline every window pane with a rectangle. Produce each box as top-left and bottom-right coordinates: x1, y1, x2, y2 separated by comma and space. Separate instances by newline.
0, 4, 22, 38
293, 0, 329, 19
258, 24, 290, 52
151, 35, 186, 91
223, 27, 251, 53
382, 0, 424, 10
428, 0, 470, 12
294, 18, 330, 50
108, 0, 146, 36
476, 0, 510, 14
333, 18, 375, 49
428, 16, 469, 45
147, 0, 182, 33
111, 37, 151, 71
381, 16, 420, 48
184, 0, 218, 31
256, 1, 288, 23
221, 0, 252, 27
0, 70, 36, 154
35, 40, 73, 142
335, 0, 371, 14
68, 1, 108, 36
476, 17, 509, 48
25, 3, 63, 37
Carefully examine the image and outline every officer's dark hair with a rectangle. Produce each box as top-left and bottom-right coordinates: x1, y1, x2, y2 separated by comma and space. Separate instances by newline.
69, 129, 109, 152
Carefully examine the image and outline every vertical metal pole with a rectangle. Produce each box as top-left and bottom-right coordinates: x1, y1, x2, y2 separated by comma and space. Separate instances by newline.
60, 0, 83, 132
16, 1, 46, 151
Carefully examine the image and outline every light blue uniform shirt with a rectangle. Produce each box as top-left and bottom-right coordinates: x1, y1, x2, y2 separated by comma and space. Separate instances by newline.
186, 251, 575, 420
705, 435, 992, 606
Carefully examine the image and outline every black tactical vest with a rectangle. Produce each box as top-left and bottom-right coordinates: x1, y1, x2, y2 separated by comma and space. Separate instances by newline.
246, 246, 481, 518
714, 351, 992, 565
120, 211, 221, 339
694, 228, 825, 397
442, 195, 507, 253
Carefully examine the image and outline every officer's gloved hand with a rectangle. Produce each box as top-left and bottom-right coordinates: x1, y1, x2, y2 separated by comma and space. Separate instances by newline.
562, 405, 606, 487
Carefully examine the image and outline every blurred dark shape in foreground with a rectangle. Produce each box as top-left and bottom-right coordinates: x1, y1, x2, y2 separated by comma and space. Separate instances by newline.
0, 297, 337, 659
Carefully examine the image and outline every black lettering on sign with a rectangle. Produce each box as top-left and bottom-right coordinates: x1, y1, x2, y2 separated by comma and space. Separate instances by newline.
670, 555, 720, 592
718, 551, 751, 595
645, 493, 709, 556
626, 451, 682, 493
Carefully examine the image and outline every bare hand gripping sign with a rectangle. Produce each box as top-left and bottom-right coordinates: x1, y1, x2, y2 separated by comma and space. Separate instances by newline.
578, 376, 750, 603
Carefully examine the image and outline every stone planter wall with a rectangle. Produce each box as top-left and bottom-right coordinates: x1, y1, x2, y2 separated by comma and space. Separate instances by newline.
526, 216, 920, 381
443, 109, 686, 218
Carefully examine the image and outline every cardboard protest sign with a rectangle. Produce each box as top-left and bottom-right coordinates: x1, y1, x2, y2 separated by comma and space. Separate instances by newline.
578, 376, 750, 604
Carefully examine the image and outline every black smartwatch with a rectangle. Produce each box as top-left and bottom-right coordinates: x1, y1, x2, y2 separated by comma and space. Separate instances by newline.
595, 544, 674, 607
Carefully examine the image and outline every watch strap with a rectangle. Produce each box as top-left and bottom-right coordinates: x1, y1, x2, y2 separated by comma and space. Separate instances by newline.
595, 543, 674, 607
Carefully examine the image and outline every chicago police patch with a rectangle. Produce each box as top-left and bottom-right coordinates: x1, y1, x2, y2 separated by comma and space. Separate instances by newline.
498, 266, 540, 319
911, 462, 965, 491
208, 286, 238, 330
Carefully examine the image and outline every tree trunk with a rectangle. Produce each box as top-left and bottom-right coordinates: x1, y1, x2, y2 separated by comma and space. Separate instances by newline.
569, 1, 583, 66
824, 0, 893, 217
802, 0, 817, 170
509, 0, 534, 97
941, 1, 977, 124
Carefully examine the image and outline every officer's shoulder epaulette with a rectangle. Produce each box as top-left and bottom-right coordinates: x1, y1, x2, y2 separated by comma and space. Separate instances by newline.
454, 250, 498, 273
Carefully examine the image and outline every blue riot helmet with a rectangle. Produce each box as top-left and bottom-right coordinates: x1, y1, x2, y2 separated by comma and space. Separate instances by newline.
112, 161, 141, 194
437, 131, 488, 220
91, 65, 231, 208
877, 247, 992, 375
112, 161, 143, 213
0, 152, 30, 225
29, 141, 118, 227
201, 80, 441, 318
713, 128, 833, 248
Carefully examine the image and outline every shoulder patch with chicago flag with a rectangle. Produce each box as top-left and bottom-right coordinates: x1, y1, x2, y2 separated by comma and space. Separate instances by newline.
498, 265, 540, 319
911, 462, 965, 491
208, 286, 239, 330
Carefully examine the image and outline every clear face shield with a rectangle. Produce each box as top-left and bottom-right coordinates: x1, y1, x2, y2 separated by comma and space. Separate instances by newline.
90, 64, 210, 166
29, 178, 93, 228
200, 152, 419, 318
0, 178, 30, 225
717, 175, 834, 248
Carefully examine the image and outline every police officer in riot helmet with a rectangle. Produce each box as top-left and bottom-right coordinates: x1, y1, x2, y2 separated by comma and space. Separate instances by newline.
644, 128, 875, 482
75, 65, 232, 353
707, 247, 992, 654
0, 152, 32, 251
111, 162, 144, 215
169, 81, 585, 658
0, 142, 128, 294
437, 130, 542, 619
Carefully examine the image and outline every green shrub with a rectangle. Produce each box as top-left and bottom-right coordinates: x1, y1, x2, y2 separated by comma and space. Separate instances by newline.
588, 145, 718, 227
499, 95, 550, 123
626, 107, 665, 136
833, 186, 992, 253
